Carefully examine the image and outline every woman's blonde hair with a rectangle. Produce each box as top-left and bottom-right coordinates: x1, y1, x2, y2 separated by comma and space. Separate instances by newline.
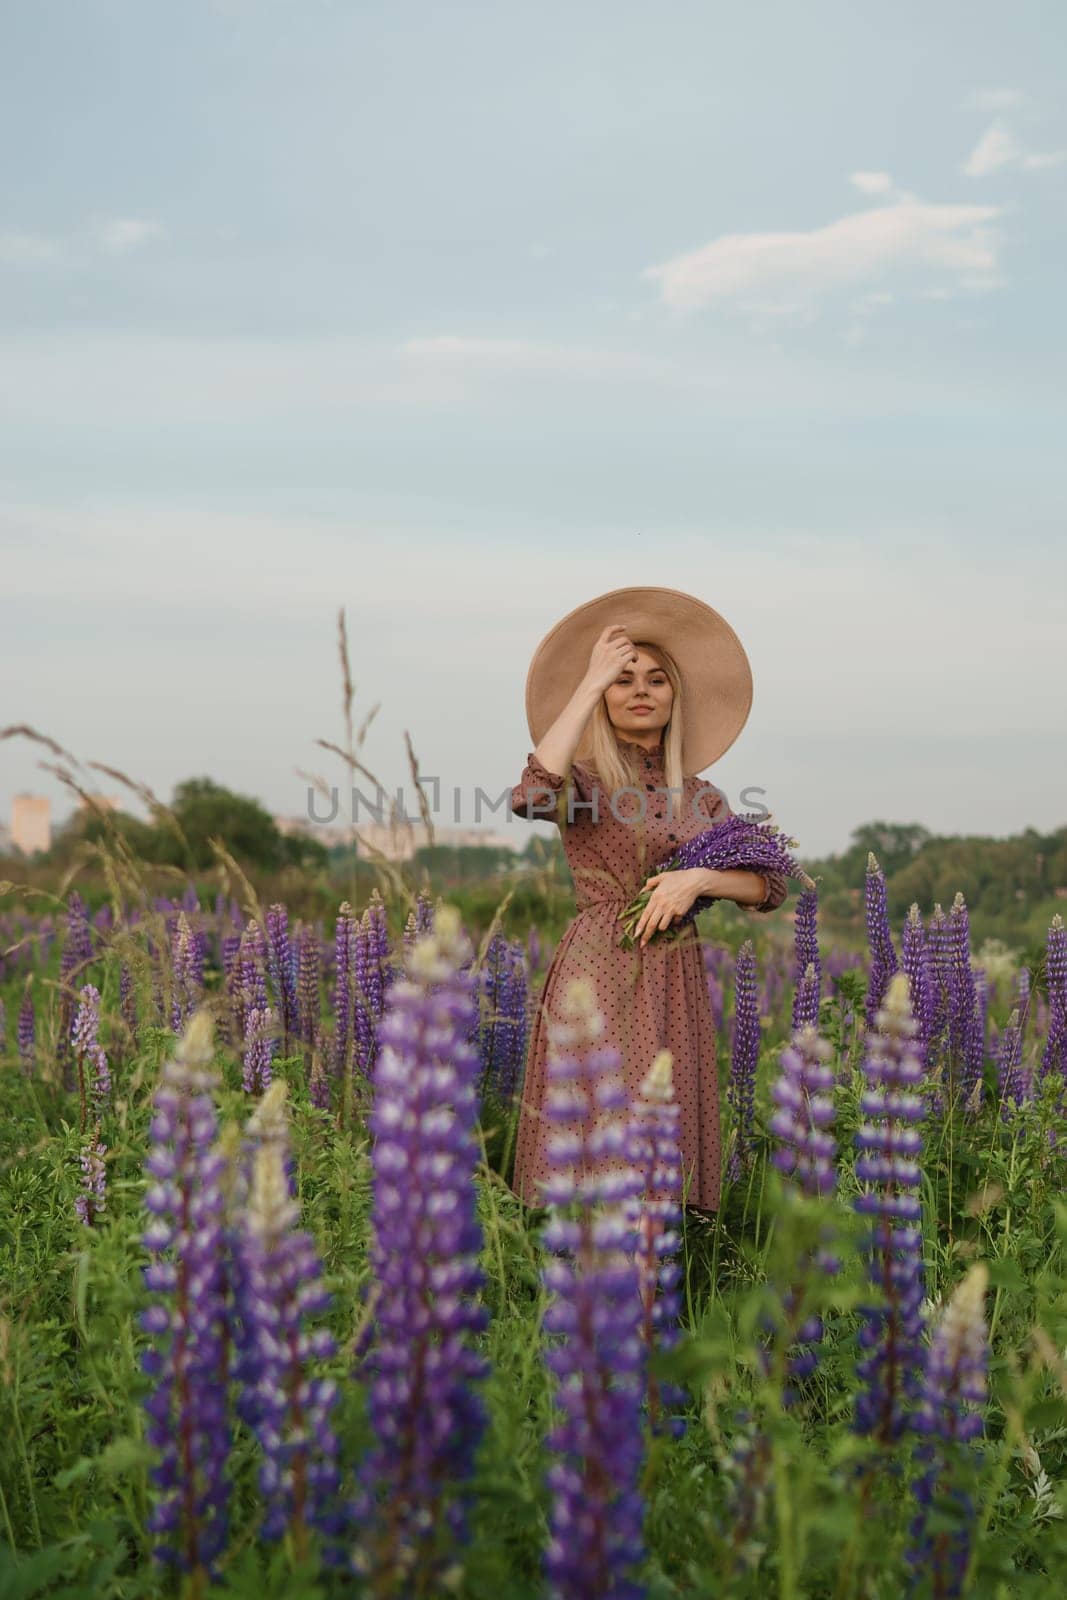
582, 639, 686, 800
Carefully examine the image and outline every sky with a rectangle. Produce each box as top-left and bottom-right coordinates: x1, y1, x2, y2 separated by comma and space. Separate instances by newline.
1, 0, 1065, 859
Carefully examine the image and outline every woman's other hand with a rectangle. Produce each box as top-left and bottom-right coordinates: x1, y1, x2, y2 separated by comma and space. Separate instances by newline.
632, 868, 711, 947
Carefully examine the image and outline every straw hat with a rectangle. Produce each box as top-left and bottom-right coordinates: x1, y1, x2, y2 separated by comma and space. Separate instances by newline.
524, 585, 753, 775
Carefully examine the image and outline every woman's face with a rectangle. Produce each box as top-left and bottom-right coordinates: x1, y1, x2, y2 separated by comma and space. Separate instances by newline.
603, 647, 674, 742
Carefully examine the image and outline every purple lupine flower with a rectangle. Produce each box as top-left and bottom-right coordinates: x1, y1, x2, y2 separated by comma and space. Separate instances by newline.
726, 939, 760, 1182
499, 949, 530, 1103
902, 904, 937, 1070
906, 1263, 990, 1599
351, 905, 489, 1594
624, 1048, 687, 1440
790, 886, 821, 1032
351, 913, 374, 1097
401, 889, 434, 954
0, 997, 5, 1053
17, 986, 35, 1073
415, 888, 435, 937
618, 814, 811, 948
913, 1263, 989, 1446
853, 972, 927, 1445
770, 1024, 837, 1199
75, 1123, 107, 1227
947, 894, 982, 1110
70, 984, 100, 1057
243, 1006, 275, 1095
67, 890, 94, 967
538, 978, 647, 1600
792, 961, 820, 1036
235, 1081, 341, 1553
140, 1012, 230, 1579
212, 891, 228, 956
765, 951, 788, 1017
56, 935, 80, 1080
1013, 964, 1032, 1033
219, 932, 242, 1047
331, 902, 354, 1082
296, 926, 321, 1058
527, 923, 542, 971
72, 983, 110, 1131
863, 852, 899, 1032
996, 1008, 1030, 1115
309, 1034, 331, 1113
925, 901, 953, 1084
171, 911, 203, 1034
368, 888, 395, 994
968, 965, 989, 1113
1040, 914, 1066, 1082
703, 948, 725, 1035
477, 934, 528, 1108
266, 904, 297, 1055
352, 896, 393, 1094
235, 920, 269, 1045
213, 893, 242, 973
768, 1023, 838, 1392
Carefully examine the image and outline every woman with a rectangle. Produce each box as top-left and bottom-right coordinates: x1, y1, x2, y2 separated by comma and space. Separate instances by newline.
509, 585, 788, 1216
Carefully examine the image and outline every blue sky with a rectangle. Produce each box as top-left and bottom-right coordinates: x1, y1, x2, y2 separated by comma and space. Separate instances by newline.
2, 0, 1065, 858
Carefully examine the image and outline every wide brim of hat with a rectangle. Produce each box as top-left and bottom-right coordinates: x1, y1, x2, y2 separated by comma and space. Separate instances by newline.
524, 586, 753, 776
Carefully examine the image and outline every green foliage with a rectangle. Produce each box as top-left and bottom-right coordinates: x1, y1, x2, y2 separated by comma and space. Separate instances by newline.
0, 928, 1064, 1598
80, 777, 328, 874
808, 820, 1067, 949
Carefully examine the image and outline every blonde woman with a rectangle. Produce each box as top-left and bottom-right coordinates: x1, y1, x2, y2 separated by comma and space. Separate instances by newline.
509, 586, 787, 1218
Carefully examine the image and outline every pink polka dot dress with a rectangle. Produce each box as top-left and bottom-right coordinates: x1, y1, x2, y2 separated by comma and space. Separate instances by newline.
509, 737, 788, 1212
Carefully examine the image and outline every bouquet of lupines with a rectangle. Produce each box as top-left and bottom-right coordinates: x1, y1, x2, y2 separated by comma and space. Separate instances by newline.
617, 813, 815, 949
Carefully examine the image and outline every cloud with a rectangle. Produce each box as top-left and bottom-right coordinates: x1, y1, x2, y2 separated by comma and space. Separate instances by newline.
963, 118, 1067, 177
0, 231, 63, 265
94, 218, 167, 255
0, 324, 1025, 446
0, 217, 167, 267
967, 87, 1024, 112
642, 198, 1004, 313
1020, 148, 1067, 171
963, 121, 1021, 175
849, 171, 894, 195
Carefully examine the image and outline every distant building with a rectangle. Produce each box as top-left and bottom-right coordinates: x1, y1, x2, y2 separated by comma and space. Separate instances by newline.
12, 794, 51, 855
273, 814, 523, 863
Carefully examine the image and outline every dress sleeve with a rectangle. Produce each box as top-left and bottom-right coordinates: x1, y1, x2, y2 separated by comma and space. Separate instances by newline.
510, 752, 595, 824
695, 784, 788, 914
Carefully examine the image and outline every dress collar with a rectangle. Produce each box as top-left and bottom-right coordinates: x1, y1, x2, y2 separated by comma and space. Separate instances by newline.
617, 737, 664, 759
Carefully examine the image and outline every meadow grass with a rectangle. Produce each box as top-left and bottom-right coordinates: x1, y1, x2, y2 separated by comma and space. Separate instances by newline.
0, 899, 1064, 1599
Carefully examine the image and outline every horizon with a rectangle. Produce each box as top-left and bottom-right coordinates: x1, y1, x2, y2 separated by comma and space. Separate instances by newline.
3, 742, 1063, 865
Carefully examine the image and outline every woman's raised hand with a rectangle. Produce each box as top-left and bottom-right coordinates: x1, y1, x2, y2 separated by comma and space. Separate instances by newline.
582, 624, 638, 695
529, 624, 639, 785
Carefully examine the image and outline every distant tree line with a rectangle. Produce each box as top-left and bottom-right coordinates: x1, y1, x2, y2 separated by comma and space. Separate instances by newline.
24, 785, 1065, 958
79, 777, 328, 873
